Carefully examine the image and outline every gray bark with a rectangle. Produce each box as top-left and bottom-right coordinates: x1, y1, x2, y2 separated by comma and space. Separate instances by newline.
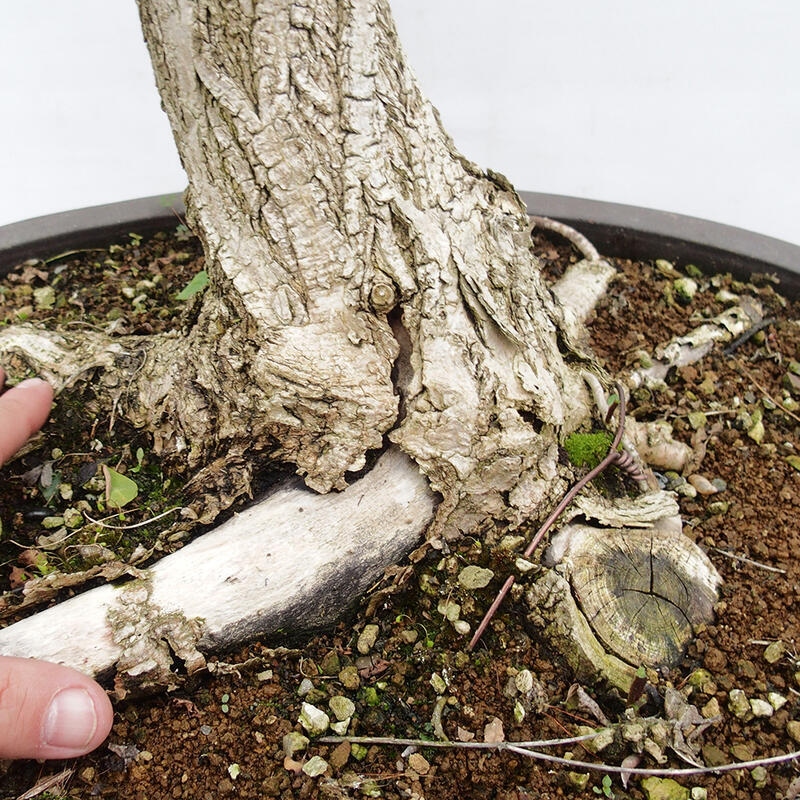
0, 0, 596, 537
0, 0, 722, 690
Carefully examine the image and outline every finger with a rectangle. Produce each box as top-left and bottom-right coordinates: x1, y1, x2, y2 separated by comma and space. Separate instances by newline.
0, 378, 54, 466
0, 656, 113, 760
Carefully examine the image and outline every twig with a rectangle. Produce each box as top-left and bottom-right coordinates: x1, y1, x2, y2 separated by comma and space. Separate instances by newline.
319, 733, 800, 778
467, 382, 629, 651
319, 731, 604, 750
530, 215, 600, 262
709, 546, 787, 574
83, 505, 184, 530
722, 317, 775, 354
736, 360, 800, 426
14, 768, 74, 800
503, 744, 800, 777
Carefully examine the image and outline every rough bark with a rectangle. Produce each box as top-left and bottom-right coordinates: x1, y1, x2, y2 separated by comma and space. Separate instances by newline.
0, 0, 724, 690
0, 0, 598, 537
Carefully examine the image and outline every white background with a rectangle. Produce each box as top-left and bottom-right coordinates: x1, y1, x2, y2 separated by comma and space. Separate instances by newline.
1, 1, 798, 245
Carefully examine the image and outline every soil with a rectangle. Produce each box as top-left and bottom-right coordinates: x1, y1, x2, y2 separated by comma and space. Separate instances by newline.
1, 223, 799, 800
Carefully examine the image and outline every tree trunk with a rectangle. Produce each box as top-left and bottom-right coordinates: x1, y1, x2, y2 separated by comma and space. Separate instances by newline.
130, 0, 601, 537
0, 0, 726, 691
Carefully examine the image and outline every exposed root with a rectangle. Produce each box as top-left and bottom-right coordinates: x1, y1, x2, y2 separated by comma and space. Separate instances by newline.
530, 215, 600, 262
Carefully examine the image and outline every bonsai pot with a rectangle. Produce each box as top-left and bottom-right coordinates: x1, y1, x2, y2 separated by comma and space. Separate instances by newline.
0, 194, 798, 691
2, 191, 799, 289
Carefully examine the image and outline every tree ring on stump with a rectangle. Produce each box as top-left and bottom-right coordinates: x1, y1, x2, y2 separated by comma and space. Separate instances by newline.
546, 519, 721, 668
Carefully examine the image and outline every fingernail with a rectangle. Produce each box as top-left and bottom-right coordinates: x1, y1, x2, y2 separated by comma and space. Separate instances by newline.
13, 378, 48, 390
42, 688, 98, 750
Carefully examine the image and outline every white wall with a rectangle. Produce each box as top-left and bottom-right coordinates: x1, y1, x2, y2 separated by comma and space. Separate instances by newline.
1, 1, 798, 245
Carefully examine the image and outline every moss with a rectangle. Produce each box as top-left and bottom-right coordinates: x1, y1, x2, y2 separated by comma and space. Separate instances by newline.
563, 430, 614, 469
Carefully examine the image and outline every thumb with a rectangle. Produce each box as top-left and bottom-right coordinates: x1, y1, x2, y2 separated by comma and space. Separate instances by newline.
0, 656, 113, 759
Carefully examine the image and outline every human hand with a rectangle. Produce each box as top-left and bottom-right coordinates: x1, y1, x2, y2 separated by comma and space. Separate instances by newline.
0, 369, 114, 758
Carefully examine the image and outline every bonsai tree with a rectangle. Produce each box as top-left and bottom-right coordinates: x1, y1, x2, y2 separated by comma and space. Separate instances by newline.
0, 0, 724, 692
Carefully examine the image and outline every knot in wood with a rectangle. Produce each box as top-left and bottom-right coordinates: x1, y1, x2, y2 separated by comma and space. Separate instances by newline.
369, 281, 397, 314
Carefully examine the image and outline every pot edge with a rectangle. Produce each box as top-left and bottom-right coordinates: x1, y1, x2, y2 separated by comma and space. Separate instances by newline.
1, 191, 798, 291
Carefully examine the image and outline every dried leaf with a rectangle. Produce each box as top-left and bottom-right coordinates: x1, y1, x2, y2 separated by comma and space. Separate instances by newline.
565, 683, 611, 726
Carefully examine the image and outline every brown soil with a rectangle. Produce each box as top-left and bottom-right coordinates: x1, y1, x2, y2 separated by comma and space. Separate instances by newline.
1, 225, 799, 800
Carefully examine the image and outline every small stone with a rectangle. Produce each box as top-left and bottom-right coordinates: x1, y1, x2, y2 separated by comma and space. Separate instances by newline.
430, 672, 447, 694
63, 507, 83, 528
227, 763, 240, 780
256, 669, 273, 682
437, 598, 461, 622
786, 720, 800, 745
513, 700, 525, 723
749, 698, 773, 718
686, 414, 708, 432
673, 276, 698, 304
457, 565, 494, 589
577, 725, 615, 753
33, 285, 56, 309
328, 741, 351, 770
329, 695, 356, 722
707, 500, 729, 516
674, 482, 697, 499
767, 691, 787, 711
319, 650, 341, 675
566, 772, 590, 791
399, 629, 418, 644
514, 556, 537, 573
687, 668, 714, 688
701, 697, 720, 719
715, 288, 739, 305
750, 765, 768, 788
514, 669, 534, 695
330, 719, 350, 735
302, 755, 328, 777
763, 640, 786, 664
350, 743, 369, 761
655, 259, 679, 277
298, 702, 330, 736
282, 731, 310, 758
41, 516, 65, 529
687, 474, 717, 495
731, 743, 753, 762
357, 624, 380, 654
452, 619, 471, 635
297, 678, 315, 696
338, 665, 361, 690
498, 534, 526, 551
407, 753, 430, 775
727, 688, 752, 720
621, 722, 646, 746
483, 716, 505, 743
690, 788, 708, 800
640, 776, 689, 800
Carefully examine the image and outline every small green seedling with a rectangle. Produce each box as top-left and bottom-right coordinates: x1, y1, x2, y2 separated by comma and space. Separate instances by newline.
593, 775, 615, 798
129, 447, 146, 474
176, 269, 209, 300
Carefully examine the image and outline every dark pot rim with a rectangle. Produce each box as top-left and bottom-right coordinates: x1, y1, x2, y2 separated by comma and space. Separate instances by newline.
1, 191, 798, 292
